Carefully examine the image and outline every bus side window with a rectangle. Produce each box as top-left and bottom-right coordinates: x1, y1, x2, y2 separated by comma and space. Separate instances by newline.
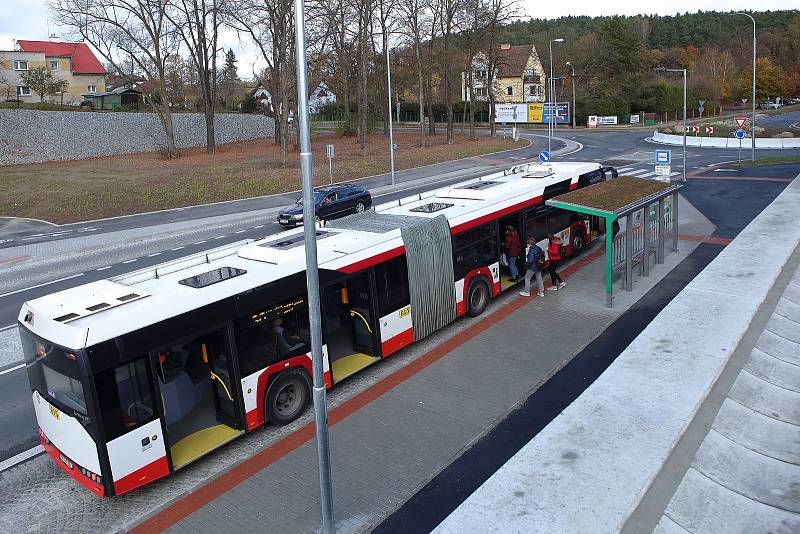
548, 209, 571, 235
95, 358, 155, 440
376, 256, 410, 317
452, 222, 498, 280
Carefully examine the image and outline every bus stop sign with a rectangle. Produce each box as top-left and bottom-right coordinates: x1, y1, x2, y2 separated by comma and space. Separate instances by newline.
539, 151, 551, 163
655, 150, 671, 164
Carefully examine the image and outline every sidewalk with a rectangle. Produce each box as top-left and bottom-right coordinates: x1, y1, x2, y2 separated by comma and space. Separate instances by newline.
433, 176, 800, 533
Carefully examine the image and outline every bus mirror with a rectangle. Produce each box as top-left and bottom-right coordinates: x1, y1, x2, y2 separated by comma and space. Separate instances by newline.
340, 287, 349, 304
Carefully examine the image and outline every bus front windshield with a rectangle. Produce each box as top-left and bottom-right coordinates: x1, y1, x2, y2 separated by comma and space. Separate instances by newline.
20, 328, 88, 416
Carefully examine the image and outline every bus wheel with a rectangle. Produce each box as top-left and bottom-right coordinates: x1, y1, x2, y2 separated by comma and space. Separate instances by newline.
571, 229, 585, 257
267, 369, 310, 425
466, 278, 490, 317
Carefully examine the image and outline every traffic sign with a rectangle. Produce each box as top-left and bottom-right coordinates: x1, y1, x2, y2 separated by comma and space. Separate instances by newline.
655, 150, 671, 164
692, 126, 700, 134
735, 117, 748, 129
734, 129, 746, 139
655, 165, 672, 181
326, 144, 334, 158
705, 126, 714, 135
539, 151, 551, 163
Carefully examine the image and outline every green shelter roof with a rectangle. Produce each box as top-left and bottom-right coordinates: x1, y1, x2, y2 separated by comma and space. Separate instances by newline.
547, 176, 680, 218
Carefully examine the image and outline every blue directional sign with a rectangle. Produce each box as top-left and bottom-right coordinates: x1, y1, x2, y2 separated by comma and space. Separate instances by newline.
539, 151, 551, 163
734, 128, 746, 140
655, 150, 671, 164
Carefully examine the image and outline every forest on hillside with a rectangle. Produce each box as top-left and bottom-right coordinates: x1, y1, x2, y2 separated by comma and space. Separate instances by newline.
494, 10, 800, 121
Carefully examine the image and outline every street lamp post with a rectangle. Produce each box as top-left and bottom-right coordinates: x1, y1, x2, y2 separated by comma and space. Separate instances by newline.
292, 0, 334, 531
732, 12, 756, 163
548, 38, 564, 155
385, 44, 395, 186
566, 61, 576, 129
655, 67, 687, 182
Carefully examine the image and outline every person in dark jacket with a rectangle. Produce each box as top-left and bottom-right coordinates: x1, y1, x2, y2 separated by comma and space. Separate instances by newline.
519, 237, 545, 297
546, 235, 566, 290
503, 226, 522, 281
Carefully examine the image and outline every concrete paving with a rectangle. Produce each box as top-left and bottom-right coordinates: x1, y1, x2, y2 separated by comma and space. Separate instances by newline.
433, 176, 800, 534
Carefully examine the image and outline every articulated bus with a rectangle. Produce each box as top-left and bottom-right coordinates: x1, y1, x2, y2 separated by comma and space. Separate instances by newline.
19, 161, 613, 497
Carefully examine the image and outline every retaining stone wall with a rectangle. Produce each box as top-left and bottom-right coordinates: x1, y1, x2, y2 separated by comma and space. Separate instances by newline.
0, 109, 275, 164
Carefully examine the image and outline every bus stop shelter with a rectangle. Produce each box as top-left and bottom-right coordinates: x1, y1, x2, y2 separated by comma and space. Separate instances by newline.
546, 176, 682, 308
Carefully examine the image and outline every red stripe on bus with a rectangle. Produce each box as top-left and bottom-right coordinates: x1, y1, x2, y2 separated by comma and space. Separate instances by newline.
253, 355, 315, 429
114, 456, 170, 496
569, 182, 578, 191
382, 328, 414, 357
450, 195, 543, 234
40, 432, 105, 498
338, 245, 406, 274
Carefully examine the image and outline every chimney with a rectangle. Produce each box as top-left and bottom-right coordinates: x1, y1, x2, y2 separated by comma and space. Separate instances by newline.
500, 43, 511, 50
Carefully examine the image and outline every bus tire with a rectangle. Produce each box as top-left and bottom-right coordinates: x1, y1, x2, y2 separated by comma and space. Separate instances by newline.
466, 278, 490, 317
571, 228, 585, 257
266, 369, 311, 425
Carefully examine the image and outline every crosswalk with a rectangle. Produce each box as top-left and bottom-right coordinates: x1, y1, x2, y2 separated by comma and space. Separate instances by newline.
616, 166, 680, 180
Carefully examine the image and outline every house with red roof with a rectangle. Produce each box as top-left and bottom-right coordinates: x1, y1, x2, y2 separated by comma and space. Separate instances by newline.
461, 44, 547, 104
0, 40, 106, 105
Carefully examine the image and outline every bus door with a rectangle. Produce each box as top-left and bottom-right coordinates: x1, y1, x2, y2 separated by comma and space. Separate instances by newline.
323, 270, 380, 383
152, 327, 244, 470
499, 212, 524, 290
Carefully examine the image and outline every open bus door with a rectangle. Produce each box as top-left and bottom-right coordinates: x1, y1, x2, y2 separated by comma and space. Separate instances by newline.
151, 328, 244, 470
323, 270, 381, 383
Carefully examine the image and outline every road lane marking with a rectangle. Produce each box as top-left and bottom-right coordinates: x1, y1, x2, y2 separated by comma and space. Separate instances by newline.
638, 171, 659, 178
0, 445, 45, 473
214, 235, 227, 239
147, 252, 162, 257
0, 273, 84, 299
122, 259, 138, 264
194, 241, 206, 245
0, 324, 15, 332
235, 230, 246, 234
623, 169, 649, 176
617, 167, 634, 172
0, 363, 24, 376
96, 266, 111, 271
171, 246, 184, 251
253, 225, 264, 229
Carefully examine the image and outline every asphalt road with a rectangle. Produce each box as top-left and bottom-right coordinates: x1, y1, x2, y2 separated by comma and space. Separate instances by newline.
0, 129, 798, 469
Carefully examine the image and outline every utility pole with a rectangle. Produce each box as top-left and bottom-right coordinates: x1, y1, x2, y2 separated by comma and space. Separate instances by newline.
733, 12, 757, 163
566, 61, 576, 129
292, 0, 334, 530
655, 67, 687, 182
548, 38, 564, 154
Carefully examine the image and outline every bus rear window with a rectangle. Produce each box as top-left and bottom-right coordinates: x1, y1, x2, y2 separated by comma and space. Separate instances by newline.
20, 328, 87, 415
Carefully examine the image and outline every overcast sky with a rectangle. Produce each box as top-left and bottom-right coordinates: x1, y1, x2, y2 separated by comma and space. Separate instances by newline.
1, 1, 797, 79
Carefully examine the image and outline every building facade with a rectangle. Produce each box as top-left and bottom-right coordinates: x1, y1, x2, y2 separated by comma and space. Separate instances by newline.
0, 40, 106, 105
461, 44, 547, 104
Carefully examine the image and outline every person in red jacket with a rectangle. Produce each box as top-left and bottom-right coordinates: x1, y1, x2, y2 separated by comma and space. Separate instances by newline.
503, 225, 522, 281
546, 235, 566, 290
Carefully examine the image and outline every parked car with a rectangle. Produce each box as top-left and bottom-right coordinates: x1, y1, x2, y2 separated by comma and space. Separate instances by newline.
277, 184, 372, 226
788, 97, 800, 105
760, 101, 780, 109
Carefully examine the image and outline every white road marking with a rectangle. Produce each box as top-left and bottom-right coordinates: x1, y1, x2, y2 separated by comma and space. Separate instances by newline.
0, 363, 24, 376
623, 168, 649, 176
617, 167, 635, 172
214, 235, 227, 239
77, 227, 99, 233
253, 225, 264, 229
0, 324, 15, 332
96, 266, 111, 271
0, 273, 84, 299
0, 445, 45, 473
147, 252, 162, 257
122, 259, 138, 264
638, 171, 659, 178
194, 241, 206, 245
235, 230, 246, 234
171, 246, 184, 251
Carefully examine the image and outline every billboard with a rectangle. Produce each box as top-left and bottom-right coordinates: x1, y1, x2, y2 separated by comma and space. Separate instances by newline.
495, 102, 570, 124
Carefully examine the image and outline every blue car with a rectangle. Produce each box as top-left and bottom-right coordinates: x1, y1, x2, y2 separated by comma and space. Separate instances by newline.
277, 184, 372, 226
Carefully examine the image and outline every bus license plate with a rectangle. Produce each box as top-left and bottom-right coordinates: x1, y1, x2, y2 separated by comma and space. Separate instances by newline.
49, 405, 60, 420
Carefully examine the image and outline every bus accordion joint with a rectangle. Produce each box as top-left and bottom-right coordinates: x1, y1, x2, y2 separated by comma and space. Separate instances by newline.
209, 371, 234, 401
349, 310, 373, 333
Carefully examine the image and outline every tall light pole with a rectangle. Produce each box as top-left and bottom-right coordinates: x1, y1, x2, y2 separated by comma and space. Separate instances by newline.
655, 67, 687, 182
732, 12, 756, 163
292, 0, 334, 531
548, 38, 564, 154
385, 44, 395, 185
566, 61, 576, 129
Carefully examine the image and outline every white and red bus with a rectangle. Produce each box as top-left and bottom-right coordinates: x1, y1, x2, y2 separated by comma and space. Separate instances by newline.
19, 161, 612, 497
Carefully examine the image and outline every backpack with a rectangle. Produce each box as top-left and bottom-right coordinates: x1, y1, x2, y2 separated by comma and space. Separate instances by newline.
535, 246, 545, 268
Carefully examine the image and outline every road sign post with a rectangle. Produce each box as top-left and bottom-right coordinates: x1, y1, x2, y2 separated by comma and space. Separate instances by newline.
326, 144, 334, 184
735, 128, 746, 164
539, 150, 551, 163
655, 149, 671, 165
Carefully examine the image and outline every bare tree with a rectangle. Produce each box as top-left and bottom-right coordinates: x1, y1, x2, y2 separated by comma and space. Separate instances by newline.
374, 0, 398, 136
356, 0, 375, 147
229, 0, 295, 164
49, 0, 180, 155
167, 0, 224, 154
435, 0, 461, 143
398, 0, 429, 147
482, 0, 516, 136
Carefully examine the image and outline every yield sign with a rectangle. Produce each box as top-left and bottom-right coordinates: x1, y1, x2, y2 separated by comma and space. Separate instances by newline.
735, 117, 748, 129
